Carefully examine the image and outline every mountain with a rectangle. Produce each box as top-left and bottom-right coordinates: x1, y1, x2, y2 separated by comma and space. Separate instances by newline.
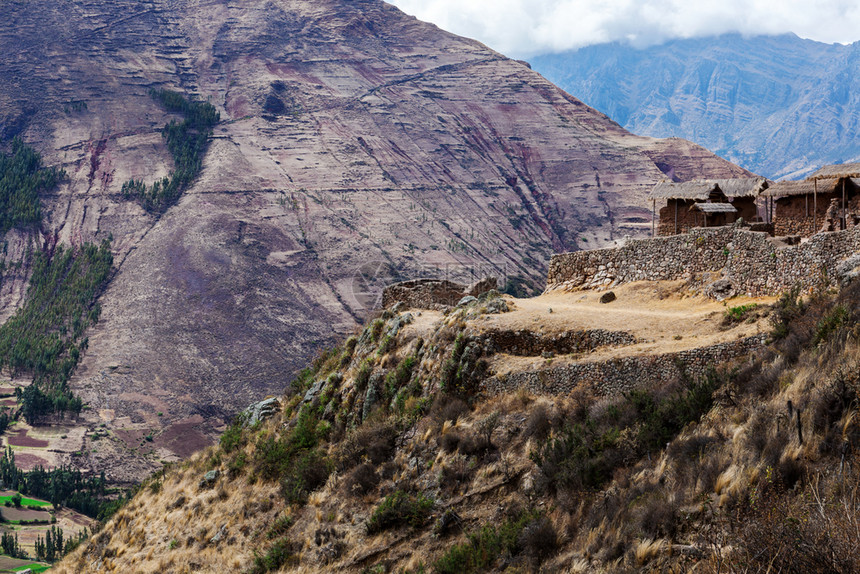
0, 0, 749, 482
530, 33, 860, 180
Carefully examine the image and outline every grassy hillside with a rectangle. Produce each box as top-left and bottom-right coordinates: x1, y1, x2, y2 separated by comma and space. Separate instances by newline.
53, 282, 860, 572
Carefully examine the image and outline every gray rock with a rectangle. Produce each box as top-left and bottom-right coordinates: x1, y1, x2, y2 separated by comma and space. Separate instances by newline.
210, 524, 227, 544
302, 379, 326, 406
836, 254, 860, 286
465, 277, 497, 296
485, 298, 509, 314
362, 374, 384, 421
242, 397, 282, 427
599, 291, 616, 304
457, 295, 478, 307
706, 278, 734, 301
199, 469, 220, 489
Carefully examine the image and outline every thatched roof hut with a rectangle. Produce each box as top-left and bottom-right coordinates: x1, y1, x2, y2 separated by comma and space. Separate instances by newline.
650, 177, 768, 200
809, 163, 860, 180
650, 177, 767, 236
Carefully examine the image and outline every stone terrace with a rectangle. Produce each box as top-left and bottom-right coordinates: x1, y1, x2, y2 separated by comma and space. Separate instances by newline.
546, 222, 860, 296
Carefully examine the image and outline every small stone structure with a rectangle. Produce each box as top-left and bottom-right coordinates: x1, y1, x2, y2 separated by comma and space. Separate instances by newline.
481, 334, 767, 397
547, 221, 860, 296
764, 178, 843, 237
651, 178, 767, 236
382, 277, 497, 309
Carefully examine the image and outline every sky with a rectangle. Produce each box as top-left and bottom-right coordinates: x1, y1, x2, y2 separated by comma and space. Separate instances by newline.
388, 0, 860, 58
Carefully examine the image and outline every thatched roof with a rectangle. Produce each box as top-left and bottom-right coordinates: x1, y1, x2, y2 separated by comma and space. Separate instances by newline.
809, 163, 860, 180
693, 203, 737, 214
651, 177, 767, 200
763, 178, 840, 197
708, 178, 769, 198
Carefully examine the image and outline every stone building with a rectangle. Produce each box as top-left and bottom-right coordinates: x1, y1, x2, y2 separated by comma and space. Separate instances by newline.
651, 177, 768, 236
764, 163, 860, 237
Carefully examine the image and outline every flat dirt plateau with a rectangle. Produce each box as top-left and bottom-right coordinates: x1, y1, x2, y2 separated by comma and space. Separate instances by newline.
402, 280, 776, 378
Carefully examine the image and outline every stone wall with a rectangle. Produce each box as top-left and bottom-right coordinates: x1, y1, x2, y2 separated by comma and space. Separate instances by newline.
481, 334, 767, 397
547, 222, 860, 296
381, 279, 466, 309
479, 329, 637, 356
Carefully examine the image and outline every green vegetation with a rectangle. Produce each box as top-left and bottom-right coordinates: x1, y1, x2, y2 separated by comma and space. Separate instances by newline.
0, 240, 113, 423
366, 490, 434, 534
0, 449, 114, 519
249, 537, 295, 574
0, 531, 23, 559
434, 510, 541, 574
34, 525, 74, 562
440, 334, 485, 399
531, 369, 725, 492
813, 304, 848, 346
724, 303, 758, 323
0, 494, 50, 508
122, 89, 219, 213
0, 139, 64, 234
254, 405, 332, 504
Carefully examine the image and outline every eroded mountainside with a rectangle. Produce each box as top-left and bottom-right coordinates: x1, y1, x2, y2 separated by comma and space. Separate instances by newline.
0, 0, 750, 480
531, 33, 860, 180
53, 280, 860, 573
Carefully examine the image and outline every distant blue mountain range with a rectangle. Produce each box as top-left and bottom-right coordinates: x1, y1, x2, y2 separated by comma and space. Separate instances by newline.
529, 33, 860, 180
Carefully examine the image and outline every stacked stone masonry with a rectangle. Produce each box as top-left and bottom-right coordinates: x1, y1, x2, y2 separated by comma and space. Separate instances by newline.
479, 329, 638, 357
481, 334, 768, 397
547, 223, 860, 296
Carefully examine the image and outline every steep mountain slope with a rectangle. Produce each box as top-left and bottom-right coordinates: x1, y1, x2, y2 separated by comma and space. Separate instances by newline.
53, 281, 860, 573
0, 0, 749, 480
531, 33, 860, 179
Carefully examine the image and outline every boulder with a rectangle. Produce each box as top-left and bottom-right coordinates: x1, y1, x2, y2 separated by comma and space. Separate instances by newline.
485, 298, 509, 314
706, 278, 734, 301
599, 291, 616, 304
465, 277, 497, 297
242, 397, 282, 427
457, 295, 478, 307
199, 469, 220, 489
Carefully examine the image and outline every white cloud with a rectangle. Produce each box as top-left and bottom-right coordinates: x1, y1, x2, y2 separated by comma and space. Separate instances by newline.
388, 0, 860, 57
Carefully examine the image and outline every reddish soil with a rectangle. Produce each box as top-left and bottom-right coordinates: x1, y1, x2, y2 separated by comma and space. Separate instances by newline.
13, 453, 50, 471
0, 507, 50, 523
155, 421, 212, 458
6, 430, 49, 448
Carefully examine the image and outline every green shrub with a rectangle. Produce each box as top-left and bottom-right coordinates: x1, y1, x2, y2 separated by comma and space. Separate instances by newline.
771, 284, 804, 339
249, 537, 295, 574
434, 510, 537, 573
366, 490, 434, 534
355, 361, 372, 393
220, 417, 245, 453
280, 449, 331, 505
724, 303, 758, 324
813, 304, 849, 346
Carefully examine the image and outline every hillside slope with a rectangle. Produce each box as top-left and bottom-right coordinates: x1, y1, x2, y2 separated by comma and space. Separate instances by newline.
0, 0, 750, 480
531, 33, 860, 179
53, 280, 860, 572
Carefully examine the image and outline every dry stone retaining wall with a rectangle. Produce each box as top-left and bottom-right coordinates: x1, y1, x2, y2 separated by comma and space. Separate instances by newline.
479, 329, 637, 356
547, 223, 860, 296
481, 334, 767, 397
